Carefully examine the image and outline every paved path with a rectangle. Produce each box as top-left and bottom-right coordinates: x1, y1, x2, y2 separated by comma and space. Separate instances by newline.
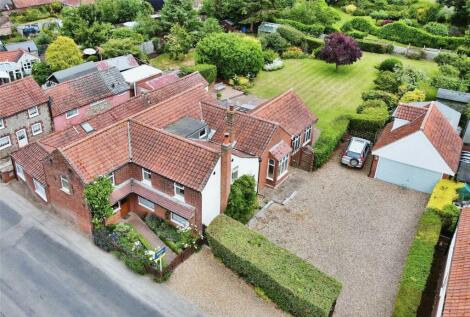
0, 182, 204, 317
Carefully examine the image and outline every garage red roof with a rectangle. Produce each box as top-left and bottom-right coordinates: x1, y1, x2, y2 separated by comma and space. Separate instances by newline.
0, 77, 48, 118
443, 208, 470, 317
10, 143, 49, 184
394, 104, 428, 121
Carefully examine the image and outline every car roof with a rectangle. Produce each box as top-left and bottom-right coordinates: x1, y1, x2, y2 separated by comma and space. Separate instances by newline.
348, 137, 368, 153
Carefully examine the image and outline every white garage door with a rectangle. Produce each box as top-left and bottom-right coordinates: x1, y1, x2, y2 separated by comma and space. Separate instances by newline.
375, 157, 442, 193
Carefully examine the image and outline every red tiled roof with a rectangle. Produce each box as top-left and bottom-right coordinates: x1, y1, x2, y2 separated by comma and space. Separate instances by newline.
10, 143, 49, 184
45, 71, 114, 117
201, 102, 278, 157
12, 0, 54, 8
137, 72, 180, 92
394, 104, 428, 121
374, 104, 462, 173
443, 208, 470, 317
269, 140, 292, 160
0, 49, 23, 63
250, 89, 318, 136
0, 77, 48, 117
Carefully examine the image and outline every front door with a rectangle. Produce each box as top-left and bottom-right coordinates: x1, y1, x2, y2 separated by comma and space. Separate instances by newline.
16, 129, 28, 148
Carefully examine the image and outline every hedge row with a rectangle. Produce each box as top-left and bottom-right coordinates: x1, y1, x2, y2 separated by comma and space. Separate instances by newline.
207, 215, 342, 317
392, 209, 443, 317
349, 106, 390, 133
180, 64, 217, 83
314, 118, 349, 169
356, 39, 393, 54
274, 18, 325, 37
277, 24, 324, 53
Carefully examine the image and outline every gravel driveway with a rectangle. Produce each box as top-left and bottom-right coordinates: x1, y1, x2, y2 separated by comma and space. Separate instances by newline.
249, 153, 429, 317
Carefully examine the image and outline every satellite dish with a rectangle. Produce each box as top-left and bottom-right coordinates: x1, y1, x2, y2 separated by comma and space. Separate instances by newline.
83, 48, 97, 56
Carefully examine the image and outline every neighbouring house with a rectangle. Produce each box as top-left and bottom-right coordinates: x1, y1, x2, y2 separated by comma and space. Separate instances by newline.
435, 207, 470, 317
4, 40, 38, 56
0, 49, 40, 84
135, 71, 180, 95
96, 54, 139, 73
436, 88, 470, 114
46, 61, 98, 87
0, 77, 51, 181
121, 65, 163, 95
404, 101, 461, 131
45, 67, 130, 131
370, 103, 463, 193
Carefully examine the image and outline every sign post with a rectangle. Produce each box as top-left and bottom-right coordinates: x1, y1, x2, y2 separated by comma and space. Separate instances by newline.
153, 246, 166, 272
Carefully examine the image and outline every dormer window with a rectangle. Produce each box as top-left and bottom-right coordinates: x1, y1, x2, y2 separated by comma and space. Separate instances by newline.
199, 128, 207, 139
28, 106, 39, 118
174, 183, 185, 201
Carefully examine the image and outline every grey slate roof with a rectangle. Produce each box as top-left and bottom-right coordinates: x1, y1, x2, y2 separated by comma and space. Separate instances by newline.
99, 67, 130, 94
48, 61, 98, 84
5, 40, 37, 53
437, 88, 470, 104
164, 116, 207, 138
408, 101, 461, 130
96, 54, 139, 72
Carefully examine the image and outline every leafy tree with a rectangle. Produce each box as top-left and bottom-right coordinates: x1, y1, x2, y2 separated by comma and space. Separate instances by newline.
164, 24, 193, 60
101, 38, 144, 59
84, 176, 114, 228
45, 36, 83, 72
318, 33, 362, 70
96, 0, 152, 24
111, 28, 144, 44
200, 18, 224, 37
280, 0, 339, 27
160, 0, 200, 32
32, 62, 52, 85
195, 33, 264, 79
134, 13, 160, 40
437, 0, 470, 25
400, 89, 426, 103
225, 175, 258, 224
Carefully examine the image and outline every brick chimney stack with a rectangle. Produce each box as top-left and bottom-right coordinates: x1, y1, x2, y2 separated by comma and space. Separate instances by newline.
220, 132, 232, 213
226, 104, 236, 143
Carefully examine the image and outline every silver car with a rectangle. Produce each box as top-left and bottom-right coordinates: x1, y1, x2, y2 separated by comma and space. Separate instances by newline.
341, 137, 371, 168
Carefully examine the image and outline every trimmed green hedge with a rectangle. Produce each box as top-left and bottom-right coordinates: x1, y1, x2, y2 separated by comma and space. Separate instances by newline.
277, 24, 305, 46
392, 210, 443, 317
275, 18, 324, 37
362, 89, 399, 110
349, 107, 390, 135
314, 118, 349, 169
207, 215, 342, 317
181, 64, 217, 83
341, 17, 379, 34
356, 39, 393, 54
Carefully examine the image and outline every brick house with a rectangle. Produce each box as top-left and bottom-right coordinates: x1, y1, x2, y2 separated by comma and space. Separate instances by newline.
45, 67, 130, 131
0, 77, 51, 181
10, 73, 317, 234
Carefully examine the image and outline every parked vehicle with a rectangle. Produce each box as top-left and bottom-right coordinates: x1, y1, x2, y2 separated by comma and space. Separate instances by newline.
341, 137, 371, 168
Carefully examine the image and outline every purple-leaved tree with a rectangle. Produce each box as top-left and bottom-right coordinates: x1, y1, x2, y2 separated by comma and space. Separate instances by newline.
318, 33, 362, 71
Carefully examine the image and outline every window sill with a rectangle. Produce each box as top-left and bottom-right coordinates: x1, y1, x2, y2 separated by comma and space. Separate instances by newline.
60, 188, 71, 195
138, 203, 154, 211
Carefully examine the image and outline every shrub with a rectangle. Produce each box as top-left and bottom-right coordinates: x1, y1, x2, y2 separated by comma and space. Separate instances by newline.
302, 35, 324, 53
423, 22, 448, 36
341, 17, 379, 34
346, 30, 367, 39
349, 107, 390, 134
195, 33, 264, 80
457, 45, 470, 57
356, 99, 387, 113
277, 24, 305, 46
374, 71, 400, 93
314, 118, 349, 169
282, 47, 309, 59
275, 18, 325, 37
370, 10, 390, 20
405, 49, 425, 60
344, 4, 357, 14
434, 52, 461, 66
259, 32, 289, 54
181, 64, 217, 83
427, 180, 464, 211
392, 210, 443, 317
430, 74, 464, 91
264, 58, 284, 71
207, 215, 342, 317
93, 227, 115, 252
356, 39, 393, 54
378, 58, 403, 72
225, 175, 258, 224
400, 89, 426, 103
117, 252, 147, 275
84, 176, 114, 228
262, 49, 279, 64
362, 89, 399, 110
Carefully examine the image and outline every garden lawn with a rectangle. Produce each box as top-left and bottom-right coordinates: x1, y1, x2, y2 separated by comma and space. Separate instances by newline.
249, 52, 438, 129
150, 51, 195, 70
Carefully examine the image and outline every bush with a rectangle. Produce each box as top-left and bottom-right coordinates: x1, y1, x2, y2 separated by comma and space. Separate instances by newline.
314, 118, 349, 169
362, 89, 399, 110
400, 89, 426, 103
262, 49, 279, 64
423, 22, 448, 36
434, 52, 461, 66
392, 210, 443, 317
117, 252, 147, 275
302, 35, 324, 53
378, 58, 403, 72
225, 175, 258, 224
341, 17, 379, 34
259, 32, 289, 54
356, 39, 393, 54
195, 33, 264, 80
349, 106, 390, 134
207, 215, 342, 317
430, 74, 464, 91
427, 180, 464, 211
181, 64, 217, 83
274, 18, 325, 37
346, 30, 367, 39
344, 4, 357, 14
457, 45, 470, 57
93, 227, 114, 252
264, 58, 284, 71
282, 46, 309, 59
374, 71, 400, 93
356, 99, 387, 113
405, 49, 425, 60
277, 24, 305, 46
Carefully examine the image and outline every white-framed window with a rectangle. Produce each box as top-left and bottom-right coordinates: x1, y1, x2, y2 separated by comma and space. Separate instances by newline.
304, 125, 312, 145
33, 178, 47, 202
171, 212, 189, 228
23, 61, 32, 70
16, 163, 25, 181
28, 106, 39, 118
199, 128, 207, 139
31, 122, 42, 135
138, 196, 155, 211
267, 159, 275, 180
292, 135, 301, 152
65, 108, 79, 119
278, 154, 289, 177
0, 118, 4, 129
174, 183, 185, 201
60, 176, 71, 194
231, 165, 239, 184
0, 135, 11, 150
107, 172, 115, 186
112, 201, 121, 214
142, 168, 152, 185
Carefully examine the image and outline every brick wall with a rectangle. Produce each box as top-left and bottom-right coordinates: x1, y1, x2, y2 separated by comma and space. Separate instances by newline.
0, 102, 52, 159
